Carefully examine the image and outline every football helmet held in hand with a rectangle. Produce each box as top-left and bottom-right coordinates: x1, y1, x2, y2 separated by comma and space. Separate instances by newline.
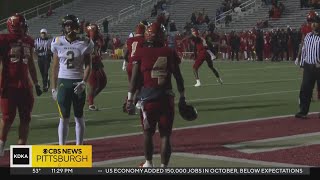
178, 97, 197, 121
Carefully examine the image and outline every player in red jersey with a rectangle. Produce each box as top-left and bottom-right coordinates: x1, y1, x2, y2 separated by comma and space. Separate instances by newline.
263, 31, 271, 60
0, 13, 42, 156
189, 28, 222, 87
122, 24, 146, 113
175, 33, 184, 59
126, 22, 195, 167
86, 23, 107, 111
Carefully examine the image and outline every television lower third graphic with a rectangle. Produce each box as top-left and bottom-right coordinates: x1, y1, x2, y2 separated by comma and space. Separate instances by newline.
10, 145, 32, 167
10, 145, 92, 168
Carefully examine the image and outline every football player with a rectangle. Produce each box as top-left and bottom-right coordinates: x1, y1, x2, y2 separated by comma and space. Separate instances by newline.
126, 22, 196, 167
86, 23, 107, 111
0, 13, 42, 156
122, 23, 146, 114
189, 28, 223, 87
51, 14, 94, 145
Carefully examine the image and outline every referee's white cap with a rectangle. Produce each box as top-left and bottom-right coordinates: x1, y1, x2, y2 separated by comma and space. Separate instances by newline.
40, 28, 48, 34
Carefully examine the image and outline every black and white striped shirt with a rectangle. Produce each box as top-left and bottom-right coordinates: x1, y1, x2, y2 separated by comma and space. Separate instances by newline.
300, 32, 320, 66
34, 37, 52, 56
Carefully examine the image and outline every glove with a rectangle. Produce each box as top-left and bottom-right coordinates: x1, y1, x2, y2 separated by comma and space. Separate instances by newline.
126, 99, 136, 115
73, 81, 86, 95
52, 89, 57, 101
295, 58, 300, 66
122, 61, 127, 71
35, 84, 42, 96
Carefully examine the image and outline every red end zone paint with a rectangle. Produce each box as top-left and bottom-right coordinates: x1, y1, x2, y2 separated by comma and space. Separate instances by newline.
1, 114, 319, 166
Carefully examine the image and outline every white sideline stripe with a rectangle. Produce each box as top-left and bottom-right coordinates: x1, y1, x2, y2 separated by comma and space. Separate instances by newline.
30, 89, 300, 119
36, 116, 93, 121
2, 112, 318, 152
36, 78, 301, 99
224, 132, 320, 154
92, 152, 309, 167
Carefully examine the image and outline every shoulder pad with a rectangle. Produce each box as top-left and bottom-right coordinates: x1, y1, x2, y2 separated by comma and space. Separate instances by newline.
52, 36, 61, 45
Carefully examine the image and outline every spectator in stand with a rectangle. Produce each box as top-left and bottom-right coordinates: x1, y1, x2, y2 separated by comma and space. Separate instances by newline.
278, 2, 285, 15
197, 12, 204, 25
151, 5, 157, 17
46, 6, 53, 17
183, 22, 192, 34
191, 13, 197, 25
103, 18, 109, 34
204, 14, 210, 25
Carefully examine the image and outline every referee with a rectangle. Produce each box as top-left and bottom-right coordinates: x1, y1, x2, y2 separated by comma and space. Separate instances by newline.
34, 29, 52, 92
295, 12, 320, 119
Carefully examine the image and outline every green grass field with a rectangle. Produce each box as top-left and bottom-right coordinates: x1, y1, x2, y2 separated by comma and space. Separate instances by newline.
3, 59, 311, 147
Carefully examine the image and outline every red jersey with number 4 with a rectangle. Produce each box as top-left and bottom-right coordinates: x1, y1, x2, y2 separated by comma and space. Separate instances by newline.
126, 36, 145, 63
132, 47, 181, 90
0, 34, 34, 89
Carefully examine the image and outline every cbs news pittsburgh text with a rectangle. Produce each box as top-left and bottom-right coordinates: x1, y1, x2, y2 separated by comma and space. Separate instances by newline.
5, 145, 315, 175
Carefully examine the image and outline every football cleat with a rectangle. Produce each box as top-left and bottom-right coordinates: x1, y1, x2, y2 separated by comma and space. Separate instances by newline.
194, 81, 201, 87
217, 78, 223, 85
139, 162, 153, 167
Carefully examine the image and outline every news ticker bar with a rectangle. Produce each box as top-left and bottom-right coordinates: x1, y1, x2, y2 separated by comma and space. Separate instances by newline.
9, 167, 311, 175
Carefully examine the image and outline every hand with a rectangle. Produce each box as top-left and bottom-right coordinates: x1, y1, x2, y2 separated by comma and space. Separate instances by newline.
52, 89, 57, 101
73, 81, 86, 95
295, 58, 300, 66
35, 84, 42, 96
126, 99, 135, 115
178, 96, 186, 109
122, 61, 127, 71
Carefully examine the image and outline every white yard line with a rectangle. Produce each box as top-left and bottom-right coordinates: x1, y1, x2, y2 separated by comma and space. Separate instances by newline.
30, 88, 299, 119
36, 78, 300, 99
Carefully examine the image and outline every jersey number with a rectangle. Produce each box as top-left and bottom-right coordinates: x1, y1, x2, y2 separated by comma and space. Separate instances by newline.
151, 57, 168, 85
130, 41, 138, 57
66, 51, 75, 69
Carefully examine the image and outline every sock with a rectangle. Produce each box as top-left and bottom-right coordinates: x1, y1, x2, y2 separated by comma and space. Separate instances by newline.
75, 117, 85, 145
0, 140, 4, 156
88, 95, 94, 105
244, 51, 247, 59
58, 118, 69, 145
196, 79, 201, 84
222, 53, 225, 59
161, 164, 167, 168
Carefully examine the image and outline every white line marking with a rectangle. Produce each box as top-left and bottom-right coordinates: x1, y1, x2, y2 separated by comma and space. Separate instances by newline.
92, 152, 310, 167
224, 132, 320, 153
36, 78, 300, 99
30, 89, 299, 118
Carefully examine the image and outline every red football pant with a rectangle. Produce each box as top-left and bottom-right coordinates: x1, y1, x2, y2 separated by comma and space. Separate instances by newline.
87, 68, 107, 105
0, 88, 34, 141
140, 96, 174, 136
193, 51, 211, 70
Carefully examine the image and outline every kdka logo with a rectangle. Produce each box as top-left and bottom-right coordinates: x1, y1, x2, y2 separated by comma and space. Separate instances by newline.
10, 145, 32, 167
